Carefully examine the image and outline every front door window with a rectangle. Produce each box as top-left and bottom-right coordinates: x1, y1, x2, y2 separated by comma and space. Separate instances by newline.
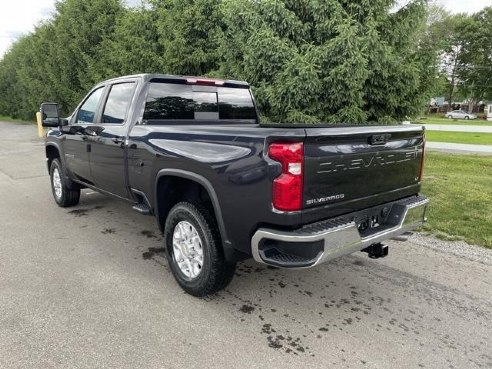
77, 87, 104, 123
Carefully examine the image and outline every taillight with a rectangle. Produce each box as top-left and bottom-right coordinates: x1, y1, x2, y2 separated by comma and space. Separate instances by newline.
268, 142, 304, 211
418, 134, 426, 182
186, 77, 225, 86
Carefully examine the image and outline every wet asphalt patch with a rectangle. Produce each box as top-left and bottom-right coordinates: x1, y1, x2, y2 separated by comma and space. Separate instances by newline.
142, 247, 166, 260
203, 256, 492, 364
141, 230, 158, 238
68, 206, 104, 217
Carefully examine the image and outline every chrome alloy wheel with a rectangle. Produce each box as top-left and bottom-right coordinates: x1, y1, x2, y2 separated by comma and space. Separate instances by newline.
172, 221, 204, 280
52, 168, 62, 200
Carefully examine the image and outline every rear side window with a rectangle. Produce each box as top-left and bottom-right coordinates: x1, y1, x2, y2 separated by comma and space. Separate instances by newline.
143, 83, 256, 122
144, 84, 194, 120
102, 83, 136, 124
218, 87, 257, 120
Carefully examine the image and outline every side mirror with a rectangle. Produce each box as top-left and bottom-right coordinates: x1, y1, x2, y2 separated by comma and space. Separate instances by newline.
40, 103, 67, 127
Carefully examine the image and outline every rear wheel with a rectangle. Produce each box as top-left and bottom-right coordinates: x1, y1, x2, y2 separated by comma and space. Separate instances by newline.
50, 159, 80, 207
465, 116, 469, 120
164, 201, 236, 297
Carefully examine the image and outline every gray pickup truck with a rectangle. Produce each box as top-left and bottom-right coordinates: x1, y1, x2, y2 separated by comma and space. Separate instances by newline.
41, 74, 428, 296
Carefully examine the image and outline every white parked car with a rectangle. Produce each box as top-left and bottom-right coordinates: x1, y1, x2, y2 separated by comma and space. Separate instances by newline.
446, 110, 476, 120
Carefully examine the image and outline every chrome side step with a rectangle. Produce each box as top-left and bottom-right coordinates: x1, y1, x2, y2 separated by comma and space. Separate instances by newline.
130, 188, 152, 216
132, 203, 151, 215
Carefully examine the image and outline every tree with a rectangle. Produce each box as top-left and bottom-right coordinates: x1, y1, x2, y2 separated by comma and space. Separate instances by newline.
0, 36, 30, 119
440, 14, 472, 106
422, 6, 492, 110
456, 7, 492, 108
151, 0, 223, 76
0, 0, 446, 123
218, 0, 431, 123
101, 2, 165, 76
0, 0, 127, 119
49, 0, 126, 114
0, 23, 59, 120
411, 5, 453, 110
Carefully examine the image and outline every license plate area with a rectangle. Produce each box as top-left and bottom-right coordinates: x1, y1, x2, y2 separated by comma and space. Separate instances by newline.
353, 204, 393, 236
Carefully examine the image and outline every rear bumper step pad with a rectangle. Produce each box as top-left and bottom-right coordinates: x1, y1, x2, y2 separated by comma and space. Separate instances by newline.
251, 195, 428, 268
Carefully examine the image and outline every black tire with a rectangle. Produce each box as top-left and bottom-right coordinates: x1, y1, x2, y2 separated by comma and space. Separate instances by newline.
465, 116, 469, 120
447, 115, 453, 119
50, 158, 80, 207
164, 201, 236, 297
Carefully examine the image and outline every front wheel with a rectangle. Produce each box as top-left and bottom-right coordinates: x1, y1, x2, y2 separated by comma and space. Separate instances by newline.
465, 116, 469, 120
50, 159, 80, 207
164, 202, 236, 297
447, 115, 453, 119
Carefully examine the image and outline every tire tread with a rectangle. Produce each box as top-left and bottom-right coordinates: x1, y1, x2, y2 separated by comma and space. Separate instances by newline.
165, 201, 235, 297
50, 159, 80, 207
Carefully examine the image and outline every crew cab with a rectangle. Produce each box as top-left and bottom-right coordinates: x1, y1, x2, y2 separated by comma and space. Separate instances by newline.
41, 74, 428, 296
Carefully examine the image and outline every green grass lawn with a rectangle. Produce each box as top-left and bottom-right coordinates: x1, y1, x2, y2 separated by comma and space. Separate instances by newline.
415, 116, 492, 126
0, 115, 34, 125
425, 131, 492, 145
421, 152, 492, 248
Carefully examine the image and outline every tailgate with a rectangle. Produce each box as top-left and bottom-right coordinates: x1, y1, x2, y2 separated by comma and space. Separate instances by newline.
303, 125, 424, 210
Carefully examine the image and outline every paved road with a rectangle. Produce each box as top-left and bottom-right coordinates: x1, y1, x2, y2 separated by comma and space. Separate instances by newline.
1, 121, 491, 369
426, 141, 492, 155
420, 124, 492, 133
409, 123, 492, 154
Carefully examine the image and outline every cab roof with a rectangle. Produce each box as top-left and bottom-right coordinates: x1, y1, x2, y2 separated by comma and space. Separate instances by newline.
101, 73, 250, 88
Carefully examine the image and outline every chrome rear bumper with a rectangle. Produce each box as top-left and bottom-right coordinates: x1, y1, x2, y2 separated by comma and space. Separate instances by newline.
251, 196, 429, 268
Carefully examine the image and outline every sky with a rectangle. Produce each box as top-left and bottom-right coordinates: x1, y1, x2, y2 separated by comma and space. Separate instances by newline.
1, 0, 492, 58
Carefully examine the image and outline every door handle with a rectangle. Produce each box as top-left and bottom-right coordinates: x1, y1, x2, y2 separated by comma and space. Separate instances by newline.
112, 137, 125, 144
